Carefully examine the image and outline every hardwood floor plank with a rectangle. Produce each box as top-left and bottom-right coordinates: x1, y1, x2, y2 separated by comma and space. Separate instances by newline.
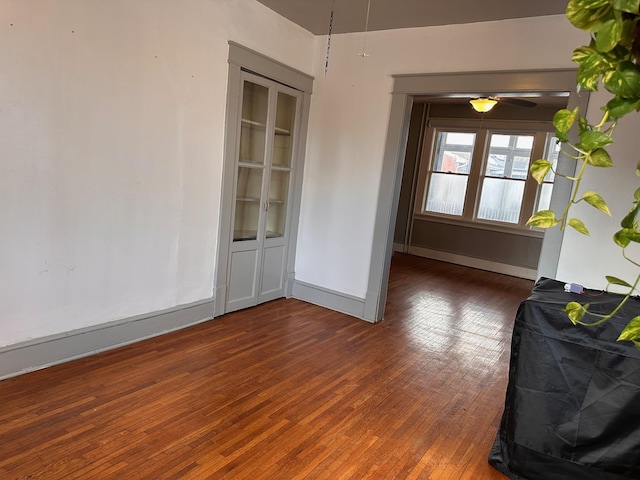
0, 255, 533, 479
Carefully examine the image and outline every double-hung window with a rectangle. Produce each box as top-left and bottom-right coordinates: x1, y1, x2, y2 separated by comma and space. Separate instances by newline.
421, 125, 558, 229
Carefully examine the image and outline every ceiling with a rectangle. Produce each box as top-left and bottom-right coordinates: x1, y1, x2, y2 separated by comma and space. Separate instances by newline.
255, 0, 568, 35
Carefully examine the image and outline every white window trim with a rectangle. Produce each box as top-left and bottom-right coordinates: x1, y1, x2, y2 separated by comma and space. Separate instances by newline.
415, 119, 555, 234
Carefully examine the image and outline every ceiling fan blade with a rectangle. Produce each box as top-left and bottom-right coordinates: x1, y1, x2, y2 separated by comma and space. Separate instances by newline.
495, 97, 537, 108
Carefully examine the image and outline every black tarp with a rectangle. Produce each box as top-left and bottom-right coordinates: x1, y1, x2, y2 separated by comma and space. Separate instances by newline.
489, 278, 640, 480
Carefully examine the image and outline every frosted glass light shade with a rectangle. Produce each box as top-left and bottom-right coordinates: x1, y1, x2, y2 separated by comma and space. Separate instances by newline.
470, 98, 497, 113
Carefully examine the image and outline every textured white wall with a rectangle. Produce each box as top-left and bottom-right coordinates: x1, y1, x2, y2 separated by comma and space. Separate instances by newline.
296, 15, 587, 298
556, 88, 640, 290
0, 0, 314, 347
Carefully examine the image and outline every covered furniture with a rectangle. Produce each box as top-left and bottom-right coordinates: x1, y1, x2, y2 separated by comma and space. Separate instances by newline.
489, 278, 640, 479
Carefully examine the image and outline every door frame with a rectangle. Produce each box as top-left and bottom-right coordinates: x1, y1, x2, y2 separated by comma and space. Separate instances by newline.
214, 42, 313, 317
364, 69, 589, 322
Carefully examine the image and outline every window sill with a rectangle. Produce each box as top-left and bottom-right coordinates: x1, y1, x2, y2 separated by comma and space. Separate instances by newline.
413, 212, 545, 238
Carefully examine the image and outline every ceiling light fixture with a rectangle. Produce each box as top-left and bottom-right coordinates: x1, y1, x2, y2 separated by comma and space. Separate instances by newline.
469, 98, 497, 113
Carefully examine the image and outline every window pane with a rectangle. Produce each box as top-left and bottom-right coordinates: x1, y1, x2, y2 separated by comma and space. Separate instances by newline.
434, 131, 475, 174
486, 154, 506, 177
485, 133, 534, 180
477, 178, 525, 224
538, 183, 553, 211
425, 173, 468, 216
491, 134, 511, 148
516, 136, 534, 149
543, 136, 561, 182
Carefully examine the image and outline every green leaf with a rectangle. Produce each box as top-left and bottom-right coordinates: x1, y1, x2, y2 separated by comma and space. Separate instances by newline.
526, 210, 559, 228
564, 301, 588, 325
586, 148, 614, 167
578, 115, 591, 135
603, 62, 640, 98
573, 47, 609, 91
530, 159, 553, 184
606, 97, 640, 119
615, 227, 640, 243
596, 19, 623, 52
579, 131, 614, 150
582, 191, 612, 215
553, 108, 578, 141
634, 187, 640, 202
617, 315, 640, 342
606, 275, 633, 288
567, 1, 614, 31
620, 202, 640, 228
614, 228, 632, 247
611, 0, 640, 14
568, 218, 590, 235
574, 0, 610, 7
636, 159, 640, 176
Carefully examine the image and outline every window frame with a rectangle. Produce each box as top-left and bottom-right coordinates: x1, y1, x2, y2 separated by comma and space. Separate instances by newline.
415, 118, 556, 235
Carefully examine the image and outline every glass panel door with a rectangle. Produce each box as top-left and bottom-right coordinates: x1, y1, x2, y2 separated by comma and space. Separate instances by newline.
272, 92, 296, 167
239, 81, 268, 165
234, 80, 269, 241
266, 170, 290, 238
234, 167, 263, 241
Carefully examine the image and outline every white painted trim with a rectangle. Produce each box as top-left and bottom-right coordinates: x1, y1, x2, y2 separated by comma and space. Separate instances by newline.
407, 246, 538, 280
292, 280, 369, 322
0, 300, 215, 381
393, 242, 405, 253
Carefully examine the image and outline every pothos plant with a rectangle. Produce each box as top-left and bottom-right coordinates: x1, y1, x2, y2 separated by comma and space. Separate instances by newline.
526, 0, 640, 348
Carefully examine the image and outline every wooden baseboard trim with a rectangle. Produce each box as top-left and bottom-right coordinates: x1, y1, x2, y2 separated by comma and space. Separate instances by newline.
0, 299, 215, 380
407, 246, 538, 280
292, 280, 369, 322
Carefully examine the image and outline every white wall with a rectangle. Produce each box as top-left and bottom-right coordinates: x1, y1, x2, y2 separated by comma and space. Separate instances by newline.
556, 89, 640, 290
0, 0, 315, 347
296, 15, 588, 298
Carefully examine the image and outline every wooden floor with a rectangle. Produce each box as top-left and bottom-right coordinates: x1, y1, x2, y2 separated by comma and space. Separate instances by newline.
0, 255, 534, 479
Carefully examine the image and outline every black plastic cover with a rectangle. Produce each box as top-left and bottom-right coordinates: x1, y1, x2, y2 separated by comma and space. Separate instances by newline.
489, 277, 640, 480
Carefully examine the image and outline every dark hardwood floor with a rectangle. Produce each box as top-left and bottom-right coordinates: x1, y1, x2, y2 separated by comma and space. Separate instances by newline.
0, 254, 534, 479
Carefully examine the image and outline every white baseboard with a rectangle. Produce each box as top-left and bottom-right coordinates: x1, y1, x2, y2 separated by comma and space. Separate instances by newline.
407, 246, 538, 280
0, 299, 215, 381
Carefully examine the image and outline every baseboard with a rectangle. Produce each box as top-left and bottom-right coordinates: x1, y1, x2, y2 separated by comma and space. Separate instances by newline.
0, 299, 215, 381
292, 280, 370, 322
407, 246, 538, 280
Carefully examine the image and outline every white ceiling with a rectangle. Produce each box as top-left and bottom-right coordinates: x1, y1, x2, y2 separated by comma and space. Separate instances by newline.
255, 0, 568, 35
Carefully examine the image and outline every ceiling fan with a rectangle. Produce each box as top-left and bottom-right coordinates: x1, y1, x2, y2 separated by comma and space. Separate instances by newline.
469, 96, 537, 113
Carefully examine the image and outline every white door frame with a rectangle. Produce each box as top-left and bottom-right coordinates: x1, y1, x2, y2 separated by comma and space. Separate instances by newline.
363, 69, 589, 322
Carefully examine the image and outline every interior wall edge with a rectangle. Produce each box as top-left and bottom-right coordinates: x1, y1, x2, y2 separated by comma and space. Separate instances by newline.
0, 300, 215, 381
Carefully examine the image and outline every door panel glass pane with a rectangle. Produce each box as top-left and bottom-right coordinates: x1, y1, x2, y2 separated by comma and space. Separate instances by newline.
425, 173, 468, 216
234, 167, 263, 241
272, 92, 296, 167
266, 170, 290, 238
477, 178, 525, 224
239, 81, 268, 165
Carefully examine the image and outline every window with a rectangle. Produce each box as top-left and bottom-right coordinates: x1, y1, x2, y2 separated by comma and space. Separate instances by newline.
421, 126, 558, 229
536, 135, 561, 212
424, 131, 476, 216
477, 133, 534, 224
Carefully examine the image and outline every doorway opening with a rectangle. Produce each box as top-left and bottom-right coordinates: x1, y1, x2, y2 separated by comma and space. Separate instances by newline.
362, 70, 590, 323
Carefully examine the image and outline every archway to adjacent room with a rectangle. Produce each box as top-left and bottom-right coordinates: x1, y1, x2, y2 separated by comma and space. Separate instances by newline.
362, 70, 589, 322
